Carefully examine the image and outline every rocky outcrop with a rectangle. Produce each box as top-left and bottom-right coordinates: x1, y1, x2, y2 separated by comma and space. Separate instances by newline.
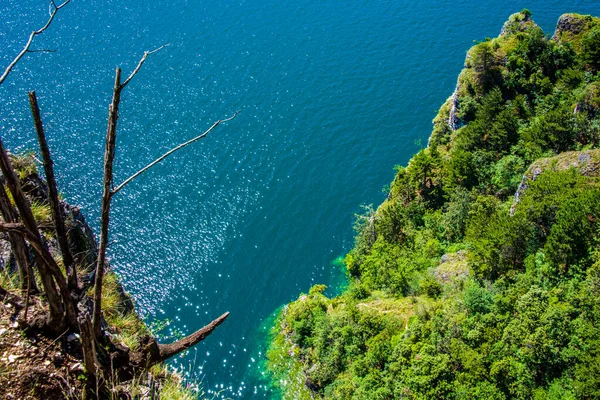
0, 234, 14, 272
553, 14, 589, 38
510, 149, 600, 215
434, 250, 469, 284
448, 85, 462, 131
64, 203, 98, 274
553, 14, 587, 38
552, 13, 600, 49
500, 10, 536, 36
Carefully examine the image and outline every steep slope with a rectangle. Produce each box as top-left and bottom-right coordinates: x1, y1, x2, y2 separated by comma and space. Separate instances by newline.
268, 10, 600, 399
0, 155, 197, 399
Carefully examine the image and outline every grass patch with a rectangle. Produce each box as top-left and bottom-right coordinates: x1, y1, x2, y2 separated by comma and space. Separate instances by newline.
159, 371, 201, 400
96, 271, 149, 351
9, 152, 38, 180
0, 265, 20, 292
30, 201, 52, 226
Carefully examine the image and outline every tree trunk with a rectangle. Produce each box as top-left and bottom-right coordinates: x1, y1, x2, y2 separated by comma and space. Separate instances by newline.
0, 139, 76, 330
135, 312, 229, 366
78, 311, 98, 397
0, 183, 37, 293
93, 67, 122, 338
28, 91, 78, 291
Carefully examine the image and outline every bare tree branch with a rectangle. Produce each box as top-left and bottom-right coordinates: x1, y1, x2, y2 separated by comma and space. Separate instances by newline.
120, 44, 169, 89
112, 111, 239, 195
92, 45, 169, 337
26, 49, 57, 53
0, 220, 77, 327
0, 140, 78, 331
0, 143, 65, 328
29, 91, 78, 290
134, 311, 229, 366
156, 312, 229, 363
0, 0, 71, 86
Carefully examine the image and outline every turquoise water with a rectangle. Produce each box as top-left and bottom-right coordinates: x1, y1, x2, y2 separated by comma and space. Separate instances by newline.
2, 1, 600, 397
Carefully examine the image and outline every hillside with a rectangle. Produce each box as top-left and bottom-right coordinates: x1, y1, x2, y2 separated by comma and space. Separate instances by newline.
0, 155, 198, 399
267, 10, 600, 399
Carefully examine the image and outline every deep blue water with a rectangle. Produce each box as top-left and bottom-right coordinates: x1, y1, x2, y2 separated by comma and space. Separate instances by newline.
2, 1, 600, 397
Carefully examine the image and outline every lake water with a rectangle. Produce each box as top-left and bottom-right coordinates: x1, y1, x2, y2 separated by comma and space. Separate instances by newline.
2, 0, 600, 397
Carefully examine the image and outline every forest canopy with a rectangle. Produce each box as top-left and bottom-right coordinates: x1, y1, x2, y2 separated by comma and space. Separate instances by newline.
267, 11, 600, 400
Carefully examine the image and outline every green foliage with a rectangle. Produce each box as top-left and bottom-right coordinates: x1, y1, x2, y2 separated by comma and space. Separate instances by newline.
268, 10, 600, 399
30, 201, 52, 226
419, 274, 443, 298
92, 271, 150, 351
463, 280, 493, 314
581, 26, 600, 71
440, 186, 471, 241
491, 154, 526, 196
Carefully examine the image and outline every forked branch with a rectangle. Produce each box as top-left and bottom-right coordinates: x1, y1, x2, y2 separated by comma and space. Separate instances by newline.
0, 0, 71, 86
112, 111, 239, 195
92, 46, 167, 337
120, 44, 169, 89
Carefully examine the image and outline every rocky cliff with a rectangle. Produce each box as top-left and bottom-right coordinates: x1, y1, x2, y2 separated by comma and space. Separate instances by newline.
267, 10, 600, 399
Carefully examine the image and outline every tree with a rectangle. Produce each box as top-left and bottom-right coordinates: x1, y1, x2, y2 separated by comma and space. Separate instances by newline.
581, 26, 600, 72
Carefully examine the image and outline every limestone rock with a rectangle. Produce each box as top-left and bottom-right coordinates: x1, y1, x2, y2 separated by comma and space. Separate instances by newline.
510, 149, 600, 215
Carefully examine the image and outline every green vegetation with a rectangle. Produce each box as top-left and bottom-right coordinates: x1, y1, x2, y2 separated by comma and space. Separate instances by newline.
268, 11, 600, 399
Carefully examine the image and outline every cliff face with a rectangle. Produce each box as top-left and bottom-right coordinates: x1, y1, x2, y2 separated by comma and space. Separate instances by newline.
0, 169, 97, 279
510, 149, 600, 215
268, 10, 600, 399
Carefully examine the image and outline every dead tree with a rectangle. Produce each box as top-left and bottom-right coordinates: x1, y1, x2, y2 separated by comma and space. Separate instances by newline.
0, 182, 36, 293
91, 45, 168, 337
0, 140, 78, 330
29, 91, 78, 291
1, 2, 237, 393
91, 45, 238, 338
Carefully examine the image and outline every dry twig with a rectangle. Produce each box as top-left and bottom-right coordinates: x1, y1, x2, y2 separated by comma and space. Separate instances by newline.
112, 110, 240, 195
0, 0, 71, 85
